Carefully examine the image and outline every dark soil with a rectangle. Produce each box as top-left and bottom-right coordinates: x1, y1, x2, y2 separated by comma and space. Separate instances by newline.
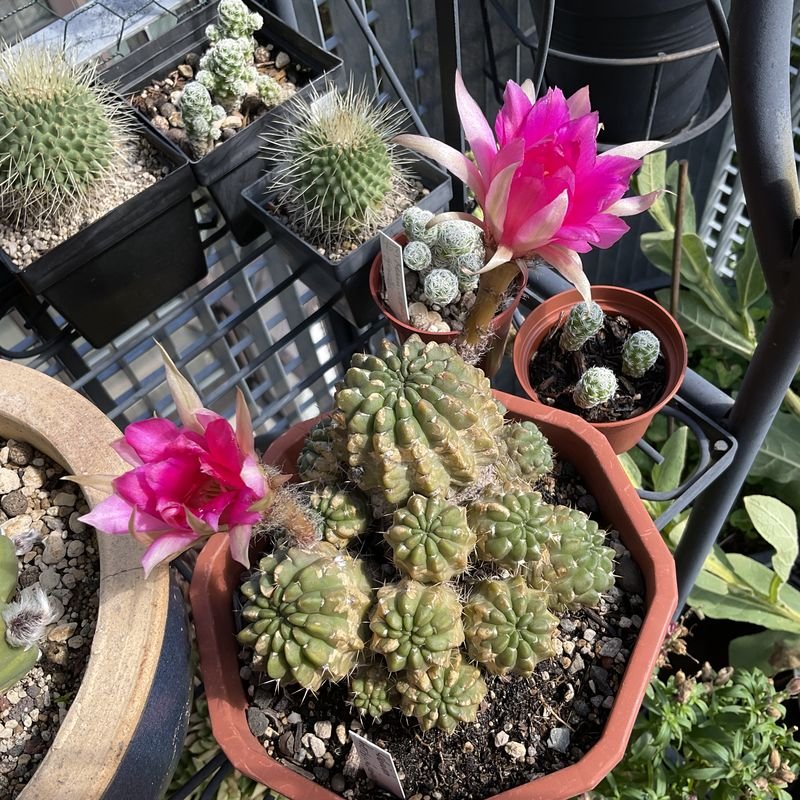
529, 313, 667, 423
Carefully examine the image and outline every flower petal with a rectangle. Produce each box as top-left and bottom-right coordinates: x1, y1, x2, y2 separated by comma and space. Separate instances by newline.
110, 438, 143, 467
601, 140, 666, 160
605, 190, 663, 216
228, 524, 252, 569
508, 189, 569, 253
566, 86, 591, 119
156, 342, 204, 434
79, 494, 136, 534
479, 244, 516, 273
495, 81, 534, 145
235, 388, 256, 459
536, 244, 592, 304
520, 78, 536, 102
455, 70, 497, 179
484, 139, 524, 242
120, 418, 179, 463
140, 532, 199, 578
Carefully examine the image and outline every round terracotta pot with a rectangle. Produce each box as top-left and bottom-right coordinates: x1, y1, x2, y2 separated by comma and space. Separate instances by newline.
368, 235, 526, 376
191, 390, 678, 800
513, 286, 688, 454
0, 360, 191, 800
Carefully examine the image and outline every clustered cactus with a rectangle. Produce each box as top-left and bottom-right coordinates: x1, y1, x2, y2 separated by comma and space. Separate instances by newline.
236, 336, 620, 736
207, 0, 262, 44
179, 83, 226, 158
197, 38, 258, 113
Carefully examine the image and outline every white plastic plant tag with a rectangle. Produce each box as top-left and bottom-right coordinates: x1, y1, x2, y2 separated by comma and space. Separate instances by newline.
349, 731, 406, 799
379, 231, 409, 323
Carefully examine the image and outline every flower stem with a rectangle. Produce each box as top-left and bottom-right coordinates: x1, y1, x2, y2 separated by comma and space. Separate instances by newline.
461, 261, 520, 348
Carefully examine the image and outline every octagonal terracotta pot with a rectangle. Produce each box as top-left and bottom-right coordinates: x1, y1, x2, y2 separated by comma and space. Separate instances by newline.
191, 389, 677, 800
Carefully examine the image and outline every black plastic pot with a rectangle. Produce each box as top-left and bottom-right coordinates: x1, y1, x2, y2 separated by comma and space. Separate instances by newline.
241, 157, 452, 327
533, 0, 729, 143
3, 105, 205, 349
102, 0, 342, 246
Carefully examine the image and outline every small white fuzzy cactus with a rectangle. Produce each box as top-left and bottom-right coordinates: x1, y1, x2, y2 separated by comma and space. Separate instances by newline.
2, 585, 54, 650
197, 38, 257, 112
206, 0, 262, 45
179, 82, 226, 158
431, 220, 483, 269
403, 240, 432, 272
622, 330, 661, 378
454, 250, 482, 291
424, 269, 460, 306
402, 207, 437, 246
256, 73, 284, 106
560, 302, 604, 352
573, 367, 618, 409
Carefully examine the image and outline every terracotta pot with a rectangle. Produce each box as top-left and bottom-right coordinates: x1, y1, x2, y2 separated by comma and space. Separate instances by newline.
368, 235, 526, 377
513, 286, 688, 453
0, 360, 191, 800
191, 390, 677, 800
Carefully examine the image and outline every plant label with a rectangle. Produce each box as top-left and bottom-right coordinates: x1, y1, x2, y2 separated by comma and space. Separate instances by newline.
379, 232, 409, 323
350, 731, 406, 799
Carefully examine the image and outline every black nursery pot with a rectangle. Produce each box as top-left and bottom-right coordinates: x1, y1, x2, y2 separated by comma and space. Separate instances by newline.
102, 0, 342, 245
532, 0, 729, 143
3, 106, 205, 349
241, 157, 452, 328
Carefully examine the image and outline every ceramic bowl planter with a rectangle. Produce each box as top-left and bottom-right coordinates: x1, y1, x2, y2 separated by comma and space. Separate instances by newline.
242, 157, 452, 327
102, 0, 342, 245
513, 286, 688, 454
191, 389, 677, 800
0, 360, 192, 800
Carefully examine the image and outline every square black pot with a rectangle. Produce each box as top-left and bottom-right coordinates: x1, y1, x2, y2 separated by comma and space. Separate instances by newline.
3, 105, 206, 348
241, 156, 452, 328
101, 0, 342, 246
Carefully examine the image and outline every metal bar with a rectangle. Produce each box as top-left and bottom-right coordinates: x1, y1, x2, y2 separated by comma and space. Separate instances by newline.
479, 0, 503, 105
704, 0, 731, 72
643, 57, 664, 141
531, 0, 554, 94
265, 0, 298, 31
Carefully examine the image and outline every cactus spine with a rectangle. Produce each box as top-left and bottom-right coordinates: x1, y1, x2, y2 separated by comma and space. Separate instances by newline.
206, 0, 262, 45
622, 330, 661, 378
559, 302, 605, 352
573, 366, 618, 410
403, 240, 432, 273
423, 269, 460, 306
348, 664, 397, 720
308, 485, 369, 548
197, 38, 257, 113
179, 82, 226, 159
402, 207, 437, 247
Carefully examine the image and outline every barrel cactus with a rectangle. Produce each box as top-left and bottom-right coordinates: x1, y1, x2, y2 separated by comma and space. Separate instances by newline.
348, 664, 397, 720
197, 38, 257, 112
297, 417, 340, 483
385, 494, 475, 583
180, 82, 226, 158
498, 421, 554, 489
332, 336, 504, 506
402, 207, 437, 247
463, 577, 557, 676
237, 543, 372, 691
424, 269, 460, 306
622, 330, 661, 378
369, 580, 464, 672
206, 0, 262, 45
573, 366, 618, 410
560, 302, 605, 352
308, 485, 369, 548
396, 654, 487, 734
0, 44, 125, 228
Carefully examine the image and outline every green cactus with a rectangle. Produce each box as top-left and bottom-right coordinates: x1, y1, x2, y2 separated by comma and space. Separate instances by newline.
297, 417, 340, 483
0, 44, 125, 228
369, 580, 464, 672
237, 542, 372, 691
622, 330, 661, 378
385, 494, 475, 583
471, 491, 554, 570
498, 421, 554, 489
396, 654, 487, 733
268, 84, 407, 249
423, 268, 460, 306
256, 74, 284, 107
573, 366, 618, 410
333, 336, 504, 506
206, 0, 263, 45
453, 250, 482, 291
463, 577, 557, 676
179, 82, 226, 158
308, 485, 369, 548
197, 38, 257, 112
348, 664, 397, 720
527, 506, 615, 610
403, 240, 432, 272
402, 207, 437, 246
431, 220, 484, 270
559, 302, 605, 352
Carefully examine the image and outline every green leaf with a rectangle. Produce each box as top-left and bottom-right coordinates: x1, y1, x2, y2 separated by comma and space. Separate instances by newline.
728, 630, 800, 676
735, 229, 766, 311
751, 412, 800, 485
726, 553, 782, 594
743, 495, 798, 583
636, 151, 674, 232
0, 534, 18, 603
652, 426, 688, 493
687, 584, 800, 632
617, 452, 643, 488
665, 159, 696, 234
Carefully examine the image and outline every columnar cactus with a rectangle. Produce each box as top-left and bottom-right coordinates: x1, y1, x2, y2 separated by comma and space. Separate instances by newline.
308, 485, 369, 548
348, 664, 397, 720
332, 336, 504, 506
385, 494, 475, 583
179, 82, 226, 158
559, 302, 605, 352
402, 207, 437, 246
197, 38, 257, 112
237, 543, 372, 691
206, 0, 263, 45
424, 269, 460, 306
403, 240, 432, 272
0, 45, 125, 227
498, 421, 554, 489
297, 417, 340, 483
369, 580, 464, 672
396, 654, 487, 733
622, 330, 661, 378
573, 366, 618, 410
463, 577, 557, 676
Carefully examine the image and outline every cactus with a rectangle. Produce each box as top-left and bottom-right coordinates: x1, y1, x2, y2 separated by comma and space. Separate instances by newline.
297, 417, 340, 483
622, 330, 661, 378
256, 74, 284, 107
403, 240, 432, 272
206, 0, 263, 45
179, 82, 226, 158
268, 84, 407, 249
527, 506, 615, 610
498, 421, 554, 489
369, 580, 464, 672
431, 220, 484, 270
332, 336, 504, 506
423, 269, 460, 306
396, 654, 487, 733
573, 366, 618, 410
463, 577, 557, 676
0, 44, 126, 228
308, 485, 369, 548
237, 542, 372, 691
385, 494, 475, 583
348, 664, 397, 720
453, 250, 482, 291
402, 207, 437, 246
197, 38, 257, 112
471, 491, 554, 570
559, 302, 605, 352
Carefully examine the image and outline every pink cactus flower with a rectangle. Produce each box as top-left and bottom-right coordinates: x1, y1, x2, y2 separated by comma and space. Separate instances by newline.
396, 73, 662, 301
73, 346, 270, 577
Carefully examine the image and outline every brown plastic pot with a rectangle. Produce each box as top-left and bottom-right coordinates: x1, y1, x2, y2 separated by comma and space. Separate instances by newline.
191, 390, 677, 800
513, 286, 688, 454
368, 235, 526, 377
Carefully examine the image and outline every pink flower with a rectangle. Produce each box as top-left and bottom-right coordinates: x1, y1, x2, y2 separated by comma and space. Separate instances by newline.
72, 346, 270, 578
395, 74, 662, 301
